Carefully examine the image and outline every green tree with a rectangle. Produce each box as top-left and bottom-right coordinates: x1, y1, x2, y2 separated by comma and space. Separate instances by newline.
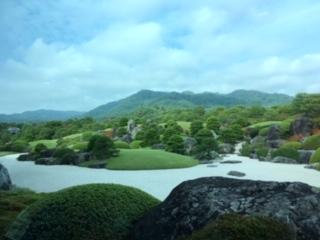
220, 124, 243, 144
206, 117, 220, 133
194, 129, 218, 160
292, 93, 320, 117
88, 135, 118, 160
165, 134, 184, 154
190, 120, 204, 136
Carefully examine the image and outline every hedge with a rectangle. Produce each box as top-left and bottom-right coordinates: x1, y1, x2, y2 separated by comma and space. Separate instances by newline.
310, 148, 320, 164
271, 147, 299, 160
6, 184, 160, 240
302, 135, 320, 150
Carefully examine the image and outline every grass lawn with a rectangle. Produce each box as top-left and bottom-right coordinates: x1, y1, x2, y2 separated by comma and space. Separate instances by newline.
29, 139, 58, 150
81, 149, 198, 170
0, 152, 16, 157
248, 121, 283, 129
177, 121, 191, 131
0, 189, 44, 239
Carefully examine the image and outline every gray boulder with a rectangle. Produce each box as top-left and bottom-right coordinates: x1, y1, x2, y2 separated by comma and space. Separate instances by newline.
35, 157, 57, 165
271, 156, 298, 164
227, 170, 246, 177
183, 137, 197, 155
127, 119, 141, 139
267, 124, 281, 141
291, 116, 313, 137
298, 150, 315, 164
0, 164, 12, 190
132, 177, 320, 240
250, 135, 266, 146
218, 143, 234, 154
220, 160, 242, 164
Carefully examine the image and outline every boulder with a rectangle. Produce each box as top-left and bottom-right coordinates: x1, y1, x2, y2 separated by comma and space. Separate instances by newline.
291, 116, 314, 137
0, 164, 12, 190
132, 177, 320, 240
298, 150, 315, 164
218, 143, 234, 154
267, 124, 281, 141
183, 137, 197, 155
227, 170, 246, 177
250, 135, 266, 146
271, 156, 298, 164
220, 160, 242, 164
35, 157, 57, 165
121, 134, 132, 143
127, 119, 141, 139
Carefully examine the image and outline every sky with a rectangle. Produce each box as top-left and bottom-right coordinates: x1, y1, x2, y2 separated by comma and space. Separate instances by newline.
0, 0, 320, 114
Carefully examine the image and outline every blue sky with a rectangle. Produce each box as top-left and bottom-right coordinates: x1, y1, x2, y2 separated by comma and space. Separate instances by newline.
0, 0, 320, 113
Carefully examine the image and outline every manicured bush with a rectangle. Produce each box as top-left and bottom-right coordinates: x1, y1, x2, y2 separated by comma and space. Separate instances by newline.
33, 143, 48, 154
53, 148, 78, 165
72, 142, 88, 151
259, 127, 269, 136
185, 214, 294, 240
240, 143, 254, 157
281, 141, 302, 150
219, 124, 243, 144
310, 148, 320, 164
271, 147, 299, 160
114, 140, 130, 149
6, 184, 160, 240
130, 140, 143, 149
302, 135, 320, 150
166, 134, 185, 154
256, 146, 269, 158
6, 141, 30, 153
88, 135, 118, 160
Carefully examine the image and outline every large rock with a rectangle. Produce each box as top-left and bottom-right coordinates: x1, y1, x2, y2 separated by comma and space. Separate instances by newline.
183, 137, 197, 155
298, 150, 315, 164
271, 156, 298, 164
132, 177, 320, 240
0, 164, 12, 190
127, 119, 141, 139
227, 170, 246, 177
267, 125, 284, 148
218, 143, 234, 154
291, 116, 313, 137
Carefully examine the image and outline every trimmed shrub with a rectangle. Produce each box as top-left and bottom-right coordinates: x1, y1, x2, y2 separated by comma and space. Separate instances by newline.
256, 147, 269, 158
281, 141, 302, 150
53, 148, 78, 165
88, 135, 118, 160
33, 143, 48, 154
271, 147, 299, 160
130, 140, 142, 149
165, 134, 185, 154
259, 127, 269, 136
72, 142, 88, 151
302, 135, 320, 150
240, 143, 254, 157
6, 184, 160, 240
185, 214, 294, 240
114, 140, 130, 149
310, 148, 320, 164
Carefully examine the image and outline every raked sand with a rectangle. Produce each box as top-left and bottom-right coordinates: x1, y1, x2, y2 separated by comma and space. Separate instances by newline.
1, 154, 320, 200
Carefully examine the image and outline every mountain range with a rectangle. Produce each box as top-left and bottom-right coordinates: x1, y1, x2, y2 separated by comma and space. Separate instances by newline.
0, 90, 293, 122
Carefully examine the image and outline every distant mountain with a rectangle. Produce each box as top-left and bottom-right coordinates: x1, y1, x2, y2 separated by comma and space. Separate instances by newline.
86, 89, 293, 119
0, 110, 83, 123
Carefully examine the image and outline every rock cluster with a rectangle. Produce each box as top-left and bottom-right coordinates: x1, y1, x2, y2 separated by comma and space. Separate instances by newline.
291, 116, 313, 137
0, 164, 12, 190
132, 177, 320, 240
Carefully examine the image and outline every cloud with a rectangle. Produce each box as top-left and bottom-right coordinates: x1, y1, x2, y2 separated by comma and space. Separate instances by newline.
0, 0, 319, 113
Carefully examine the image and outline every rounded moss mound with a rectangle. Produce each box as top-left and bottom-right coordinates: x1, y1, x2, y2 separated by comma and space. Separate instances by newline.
6, 184, 160, 240
185, 214, 295, 240
114, 140, 130, 149
310, 148, 320, 164
271, 146, 299, 160
281, 141, 302, 150
302, 135, 320, 150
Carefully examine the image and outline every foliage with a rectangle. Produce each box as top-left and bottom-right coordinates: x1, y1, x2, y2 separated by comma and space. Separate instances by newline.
194, 129, 218, 160
114, 140, 130, 149
206, 117, 220, 133
6, 184, 160, 240
292, 93, 320, 117
240, 143, 254, 157
190, 120, 204, 136
271, 147, 299, 160
53, 148, 78, 165
33, 143, 47, 154
89, 149, 198, 170
87, 135, 118, 160
2, 140, 30, 153
129, 140, 142, 149
281, 141, 302, 150
220, 124, 243, 144
256, 147, 269, 158
302, 135, 320, 150
310, 148, 320, 164
165, 134, 185, 154
0, 189, 43, 240
29, 140, 57, 150
184, 214, 294, 240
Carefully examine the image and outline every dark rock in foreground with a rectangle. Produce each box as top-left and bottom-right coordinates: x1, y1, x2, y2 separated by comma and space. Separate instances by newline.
227, 170, 246, 177
132, 177, 320, 240
0, 164, 12, 190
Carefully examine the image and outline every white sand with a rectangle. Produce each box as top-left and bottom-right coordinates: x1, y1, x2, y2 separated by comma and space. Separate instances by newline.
1, 154, 320, 200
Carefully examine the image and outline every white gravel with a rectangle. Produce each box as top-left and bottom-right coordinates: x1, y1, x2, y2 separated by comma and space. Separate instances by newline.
1, 154, 320, 200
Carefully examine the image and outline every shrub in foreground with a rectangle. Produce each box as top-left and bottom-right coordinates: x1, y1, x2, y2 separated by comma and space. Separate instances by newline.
310, 148, 320, 164
114, 140, 130, 149
271, 146, 299, 160
6, 184, 160, 240
185, 214, 294, 240
302, 135, 320, 150
281, 141, 302, 150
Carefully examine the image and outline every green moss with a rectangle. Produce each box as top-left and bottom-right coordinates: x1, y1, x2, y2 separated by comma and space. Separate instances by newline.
271, 147, 299, 160
114, 140, 131, 149
0, 189, 43, 240
256, 147, 269, 158
302, 135, 320, 150
258, 127, 269, 136
310, 148, 320, 164
240, 143, 253, 157
129, 140, 143, 149
185, 214, 294, 240
281, 141, 302, 150
6, 184, 160, 240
